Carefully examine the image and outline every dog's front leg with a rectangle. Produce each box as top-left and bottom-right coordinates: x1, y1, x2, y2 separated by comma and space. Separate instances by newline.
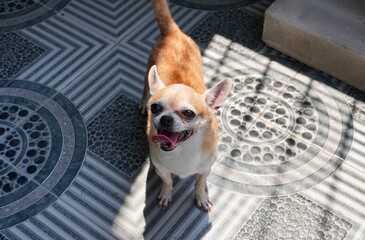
155, 168, 173, 208
195, 171, 213, 212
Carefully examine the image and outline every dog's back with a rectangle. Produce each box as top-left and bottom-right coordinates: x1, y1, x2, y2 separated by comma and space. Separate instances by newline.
148, 0, 206, 94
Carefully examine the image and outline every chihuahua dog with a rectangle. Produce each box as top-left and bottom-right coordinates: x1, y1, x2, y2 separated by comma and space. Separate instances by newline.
140, 0, 232, 212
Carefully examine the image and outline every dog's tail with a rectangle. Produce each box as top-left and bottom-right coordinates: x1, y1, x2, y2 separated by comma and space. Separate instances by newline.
152, 0, 179, 36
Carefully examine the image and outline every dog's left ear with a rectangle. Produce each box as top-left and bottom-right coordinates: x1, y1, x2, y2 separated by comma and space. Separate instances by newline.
204, 78, 232, 110
148, 65, 165, 96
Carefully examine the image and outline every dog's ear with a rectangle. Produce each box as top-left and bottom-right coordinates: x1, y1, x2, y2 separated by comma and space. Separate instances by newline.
148, 65, 165, 95
204, 78, 232, 110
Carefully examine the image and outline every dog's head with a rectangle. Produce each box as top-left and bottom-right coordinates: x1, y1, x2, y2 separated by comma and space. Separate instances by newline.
147, 65, 232, 152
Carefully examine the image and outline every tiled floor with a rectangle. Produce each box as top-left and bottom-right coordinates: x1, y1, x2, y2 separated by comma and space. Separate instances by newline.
1, 0, 365, 239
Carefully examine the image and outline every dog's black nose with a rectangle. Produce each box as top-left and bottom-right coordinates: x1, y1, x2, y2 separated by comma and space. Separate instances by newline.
160, 115, 174, 127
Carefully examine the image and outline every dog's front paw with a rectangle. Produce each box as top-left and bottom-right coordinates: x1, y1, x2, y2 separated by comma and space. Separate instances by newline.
158, 189, 172, 209
196, 192, 213, 212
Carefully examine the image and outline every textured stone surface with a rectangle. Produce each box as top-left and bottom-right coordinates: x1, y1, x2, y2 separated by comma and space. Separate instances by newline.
219, 76, 315, 164
0, 104, 51, 196
0, 80, 86, 229
345, 87, 365, 123
235, 195, 352, 240
0, 32, 45, 79
190, 10, 264, 53
0, 0, 37, 14
87, 95, 148, 177
171, 0, 259, 10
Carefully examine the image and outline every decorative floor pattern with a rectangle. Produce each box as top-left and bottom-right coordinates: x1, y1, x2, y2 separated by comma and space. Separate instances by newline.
0, 80, 86, 229
0, 0, 70, 32
170, 0, 259, 10
190, 10, 264, 52
208, 66, 353, 196
0, 32, 45, 79
235, 194, 352, 240
1, 0, 365, 239
87, 95, 148, 177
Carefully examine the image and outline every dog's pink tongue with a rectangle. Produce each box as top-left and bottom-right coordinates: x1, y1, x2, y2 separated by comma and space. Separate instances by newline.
151, 131, 180, 147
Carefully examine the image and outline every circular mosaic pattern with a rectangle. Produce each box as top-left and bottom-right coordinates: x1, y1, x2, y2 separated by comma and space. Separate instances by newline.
0, 80, 86, 229
0, 0, 36, 14
222, 92, 297, 145
220, 80, 319, 165
0, 105, 51, 196
207, 69, 353, 196
0, 0, 71, 32
170, 0, 260, 10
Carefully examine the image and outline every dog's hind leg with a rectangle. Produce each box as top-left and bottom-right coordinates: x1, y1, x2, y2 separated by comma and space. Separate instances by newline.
140, 58, 155, 115
139, 81, 150, 115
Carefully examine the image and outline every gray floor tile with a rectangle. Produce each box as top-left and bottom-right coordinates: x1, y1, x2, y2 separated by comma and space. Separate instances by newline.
1, 0, 365, 239
13, 12, 113, 90
301, 161, 365, 239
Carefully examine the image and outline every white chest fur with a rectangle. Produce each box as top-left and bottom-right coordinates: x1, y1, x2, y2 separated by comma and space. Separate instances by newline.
150, 133, 216, 178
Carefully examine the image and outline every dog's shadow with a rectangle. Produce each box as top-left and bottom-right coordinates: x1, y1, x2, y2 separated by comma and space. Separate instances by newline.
142, 161, 212, 239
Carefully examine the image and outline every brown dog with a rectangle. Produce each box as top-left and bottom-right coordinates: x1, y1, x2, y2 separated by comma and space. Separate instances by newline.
140, 0, 232, 212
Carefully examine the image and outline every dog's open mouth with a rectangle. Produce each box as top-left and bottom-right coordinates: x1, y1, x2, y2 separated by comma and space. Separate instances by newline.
151, 129, 193, 151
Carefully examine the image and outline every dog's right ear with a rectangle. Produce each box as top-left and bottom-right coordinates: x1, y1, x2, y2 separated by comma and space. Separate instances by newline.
148, 65, 165, 96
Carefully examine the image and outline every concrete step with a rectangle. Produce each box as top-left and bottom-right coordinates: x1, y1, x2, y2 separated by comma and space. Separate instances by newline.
262, 0, 365, 91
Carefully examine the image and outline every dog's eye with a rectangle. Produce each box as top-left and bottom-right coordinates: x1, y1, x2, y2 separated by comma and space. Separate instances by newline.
150, 103, 162, 114
182, 110, 195, 120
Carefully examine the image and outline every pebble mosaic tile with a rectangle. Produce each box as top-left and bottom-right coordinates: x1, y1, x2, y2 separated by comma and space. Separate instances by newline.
235, 195, 352, 240
0, 0, 365, 239
171, 0, 260, 10
87, 94, 148, 177
0, 0, 38, 15
344, 86, 365, 123
190, 10, 264, 53
0, 32, 45, 79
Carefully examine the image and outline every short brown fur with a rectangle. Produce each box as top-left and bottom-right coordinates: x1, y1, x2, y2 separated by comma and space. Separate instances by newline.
140, 0, 206, 107
144, 33, 205, 92
141, 0, 231, 212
